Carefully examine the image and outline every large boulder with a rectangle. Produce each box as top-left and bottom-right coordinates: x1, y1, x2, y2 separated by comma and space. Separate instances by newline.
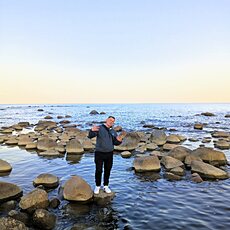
0, 217, 28, 230
114, 132, 141, 151
133, 155, 161, 172
63, 176, 93, 202
161, 156, 184, 170
150, 130, 167, 146
19, 189, 49, 213
37, 138, 57, 151
191, 160, 229, 180
0, 182, 23, 203
168, 146, 192, 162
0, 159, 12, 173
191, 147, 227, 166
66, 139, 84, 154
33, 174, 59, 188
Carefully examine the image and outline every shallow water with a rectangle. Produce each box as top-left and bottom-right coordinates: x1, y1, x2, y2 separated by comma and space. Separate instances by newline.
0, 103, 230, 229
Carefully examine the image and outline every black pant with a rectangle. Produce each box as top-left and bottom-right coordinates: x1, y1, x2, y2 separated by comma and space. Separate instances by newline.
94, 151, 113, 186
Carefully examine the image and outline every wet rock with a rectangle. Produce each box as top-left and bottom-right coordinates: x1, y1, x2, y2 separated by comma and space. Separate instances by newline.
63, 176, 93, 202
89, 110, 99, 115
201, 112, 215, 116
165, 172, 182, 180
49, 198, 60, 209
66, 139, 84, 154
44, 115, 53, 119
214, 140, 230, 150
55, 143, 66, 153
192, 147, 227, 166
184, 155, 202, 168
37, 109, 44, 111
169, 167, 185, 176
33, 209, 56, 230
191, 173, 203, 183
38, 150, 61, 157
163, 143, 178, 151
114, 132, 141, 151
191, 160, 228, 180
194, 123, 203, 130
133, 155, 161, 172
19, 188, 49, 213
225, 114, 230, 118
121, 151, 132, 158
0, 217, 28, 230
150, 130, 167, 146
188, 137, 199, 142
201, 137, 211, 143
0, 182, 23, 203
149, 150, 167, 159
166, 134, 181, 144
0, 200, 17, 212
82, 138, 94, 151
25, 142, 37, 150
168, 146, 192, 162
161, 156, 184, 170
146, 143, 158, 151
8, 210, 30, 226
37, 137, 57, 151
93, 189, 115, 205
211, 131, 229, 138
0, 159, 12, 173
33, 173, 59, 188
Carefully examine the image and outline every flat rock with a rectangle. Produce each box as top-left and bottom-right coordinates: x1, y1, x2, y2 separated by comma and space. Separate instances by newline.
0, 159, 12, 173
33, 173, 59, 188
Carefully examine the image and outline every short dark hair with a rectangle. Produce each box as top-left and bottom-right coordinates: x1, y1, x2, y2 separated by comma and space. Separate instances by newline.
108, 116, 115, 120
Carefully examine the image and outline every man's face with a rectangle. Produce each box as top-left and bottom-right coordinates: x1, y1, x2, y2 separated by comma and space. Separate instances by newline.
106, 117, 115, 128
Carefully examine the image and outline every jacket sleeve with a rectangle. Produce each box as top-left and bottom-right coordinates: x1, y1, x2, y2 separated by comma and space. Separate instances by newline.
88, 129, 98, 139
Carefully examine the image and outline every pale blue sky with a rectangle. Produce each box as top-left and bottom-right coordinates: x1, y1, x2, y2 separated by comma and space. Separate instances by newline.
0, 0, 230, 103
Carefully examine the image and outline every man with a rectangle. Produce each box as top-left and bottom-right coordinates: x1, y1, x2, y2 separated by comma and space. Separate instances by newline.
88, 116, 126, 194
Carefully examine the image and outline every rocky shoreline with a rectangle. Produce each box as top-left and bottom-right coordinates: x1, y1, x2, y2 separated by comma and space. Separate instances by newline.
0, 111, 230, 229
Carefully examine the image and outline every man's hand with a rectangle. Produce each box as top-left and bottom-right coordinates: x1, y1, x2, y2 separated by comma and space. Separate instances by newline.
116, 131, 127, 142
92, 125, 100, 132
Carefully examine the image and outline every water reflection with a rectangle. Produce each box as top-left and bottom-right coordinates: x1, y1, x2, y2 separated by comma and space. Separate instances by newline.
66, 154, 83, 164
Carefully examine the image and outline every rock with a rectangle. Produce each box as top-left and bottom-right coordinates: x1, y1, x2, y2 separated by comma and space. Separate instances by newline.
150, 151, 167, 159
163, 143, 178, 151
165, 172, 182, 180
11, 124, 23, 131
114, 132, 141, 151
161, 156, 184, 170
0, 182, 23, 203
37, 138, 57, 151
201, 138, 211, 143
38, 109, 44, 111
18, 135, 32, 146
169, 167, 185, 176
19, 188, 49, 213
150, 130, 167, 146
33, 173, 59, 188
168, 146, 192, 162
38, 150, 61, 157
211, 131, 229, 138
114, 126, 122, 132
44, 115, 53, 119
1, 128, 14, 134
191, 173, 203, 183
8, 210, 29, 226
121, 151, 132, 158
177, 135, 187, 142
194, 123, 203, 130
166, 134, 181, 144
0, 159, 12, 173
66, 139, 84, 154
225, 114, 230, 118
82, 138, 94, 151
191, 160, 228, 180
214, 140, 230, 150
201, 112, 215, 116
5, 137, 18, 145
188, 137, 199, 142
25, 142, 37, 150
135, 145, 146, 153
93, 189, 115, 205
0, 217, 28, 230
49, 198, 60, 209
184, 155, 202, 168
192, 147, 227, 166
89, 110, 99, 115
55, 143, 65, 153
143, 124, 155, 128
32, 209, 56, 230
146, 143, 158, 151
63, 176, 93, 202
133, 155, 161, 172
0, 200, 17, 212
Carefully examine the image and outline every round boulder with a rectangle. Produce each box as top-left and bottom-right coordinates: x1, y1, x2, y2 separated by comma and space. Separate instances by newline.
133, 155, 161, 172
0, 159, 12, 173
0, 182, 22, 203
33, 174, 59, 188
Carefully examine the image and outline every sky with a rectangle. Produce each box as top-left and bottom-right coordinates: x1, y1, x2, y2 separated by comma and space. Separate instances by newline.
0, 0, 230, 104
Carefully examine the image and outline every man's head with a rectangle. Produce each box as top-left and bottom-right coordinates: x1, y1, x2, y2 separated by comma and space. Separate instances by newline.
105, 116, 115, 128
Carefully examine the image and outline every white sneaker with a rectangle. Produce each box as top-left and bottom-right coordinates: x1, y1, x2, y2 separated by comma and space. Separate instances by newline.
104, 186, 112, 193
94, 186, 100, 194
